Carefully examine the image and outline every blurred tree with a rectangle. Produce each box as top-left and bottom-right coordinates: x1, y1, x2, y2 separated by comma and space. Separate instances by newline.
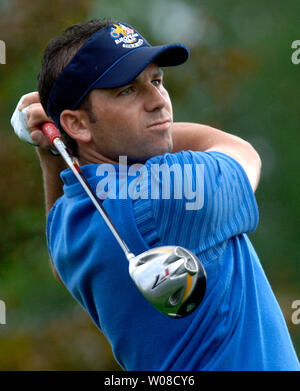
0, 0, 122, 371
0, 0, 299, 369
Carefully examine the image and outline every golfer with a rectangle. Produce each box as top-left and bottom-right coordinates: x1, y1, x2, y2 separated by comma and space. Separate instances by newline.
15, 19, 300, 371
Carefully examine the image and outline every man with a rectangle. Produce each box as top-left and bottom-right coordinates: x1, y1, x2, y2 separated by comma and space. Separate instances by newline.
14, 19, 299, 371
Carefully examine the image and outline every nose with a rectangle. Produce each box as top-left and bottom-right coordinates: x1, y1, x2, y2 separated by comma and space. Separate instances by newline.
144, 84, 168, 112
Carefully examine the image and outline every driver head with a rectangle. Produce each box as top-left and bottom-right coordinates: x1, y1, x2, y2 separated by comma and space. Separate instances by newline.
129, 246, 206, 318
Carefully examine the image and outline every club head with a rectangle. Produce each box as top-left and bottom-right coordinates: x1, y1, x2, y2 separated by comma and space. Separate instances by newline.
129, 246, 206, 318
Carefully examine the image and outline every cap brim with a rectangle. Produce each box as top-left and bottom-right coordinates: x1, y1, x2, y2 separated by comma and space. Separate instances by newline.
91, 43, 189, 90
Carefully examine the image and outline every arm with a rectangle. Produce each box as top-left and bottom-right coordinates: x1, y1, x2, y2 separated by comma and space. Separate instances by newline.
36, 148, 66, 216
172, 122, 261, 192
19, 92, 67, 215
18, 93, 66, 282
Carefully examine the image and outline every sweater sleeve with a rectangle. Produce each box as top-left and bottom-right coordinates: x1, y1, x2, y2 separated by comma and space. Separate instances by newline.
132, 150, 259, 263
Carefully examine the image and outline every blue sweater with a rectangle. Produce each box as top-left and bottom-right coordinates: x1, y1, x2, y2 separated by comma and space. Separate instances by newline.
47, 151, 300, 370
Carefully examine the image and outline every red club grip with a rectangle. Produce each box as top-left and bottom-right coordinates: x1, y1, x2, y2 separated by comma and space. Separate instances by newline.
41, 122, 61, 146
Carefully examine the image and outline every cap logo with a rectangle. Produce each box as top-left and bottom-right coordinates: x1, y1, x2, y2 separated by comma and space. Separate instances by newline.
110, 23, 144, 49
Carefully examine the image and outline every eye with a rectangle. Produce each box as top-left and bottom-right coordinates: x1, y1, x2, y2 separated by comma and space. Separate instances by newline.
119, 86, 133, 96
152, 79, 162, 87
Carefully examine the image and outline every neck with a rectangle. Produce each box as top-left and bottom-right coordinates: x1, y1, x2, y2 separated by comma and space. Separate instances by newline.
77, 144, 119, 166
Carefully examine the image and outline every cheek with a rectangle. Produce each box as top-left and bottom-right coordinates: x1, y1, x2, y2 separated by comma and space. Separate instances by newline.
113, 107, 143, 135
102, 111, 140, 145
162, 88, 173, 114
95, 108, 132, 134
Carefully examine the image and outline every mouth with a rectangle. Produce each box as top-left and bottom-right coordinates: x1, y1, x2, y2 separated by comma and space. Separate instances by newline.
147, 119, 171, 131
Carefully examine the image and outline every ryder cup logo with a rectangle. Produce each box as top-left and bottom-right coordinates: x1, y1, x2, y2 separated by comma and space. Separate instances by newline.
110, 24, 144, 49
0, 40, 6, 64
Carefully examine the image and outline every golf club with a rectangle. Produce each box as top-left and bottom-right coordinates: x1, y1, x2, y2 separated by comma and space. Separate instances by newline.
41, 122, 207, 318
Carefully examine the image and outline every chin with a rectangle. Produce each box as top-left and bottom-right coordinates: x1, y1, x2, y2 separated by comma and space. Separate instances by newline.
146, 141, 173, 161
161, 137, 173, 154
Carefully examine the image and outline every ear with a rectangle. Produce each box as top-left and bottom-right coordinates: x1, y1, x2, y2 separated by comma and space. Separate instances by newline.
60, 109, 92, 143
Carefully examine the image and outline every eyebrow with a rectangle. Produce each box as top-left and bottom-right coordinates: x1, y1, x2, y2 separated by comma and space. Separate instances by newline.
131, 67, 164, 84
110, 67, 164, 93
153, 68, 164, 78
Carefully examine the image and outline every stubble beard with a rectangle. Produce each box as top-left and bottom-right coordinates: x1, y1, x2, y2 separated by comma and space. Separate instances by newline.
128, 133, 173, 164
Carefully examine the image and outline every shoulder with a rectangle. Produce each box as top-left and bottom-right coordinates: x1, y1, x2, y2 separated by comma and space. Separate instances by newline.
146, 149, 241, 166
144, 150, 247, 186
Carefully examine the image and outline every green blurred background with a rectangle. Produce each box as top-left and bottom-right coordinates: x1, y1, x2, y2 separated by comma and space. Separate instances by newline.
0, 0, 299, 370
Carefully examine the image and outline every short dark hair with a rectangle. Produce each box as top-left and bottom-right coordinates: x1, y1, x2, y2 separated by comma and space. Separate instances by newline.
38, 18, 114, 156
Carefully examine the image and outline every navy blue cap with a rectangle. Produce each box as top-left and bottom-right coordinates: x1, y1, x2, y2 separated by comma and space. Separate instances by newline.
47, 22, 190, 127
